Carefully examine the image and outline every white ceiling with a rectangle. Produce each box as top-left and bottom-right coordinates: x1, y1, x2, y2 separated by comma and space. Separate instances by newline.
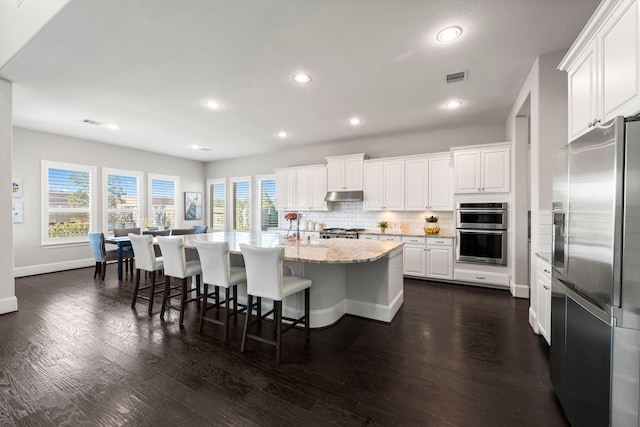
0, 0, 600, 162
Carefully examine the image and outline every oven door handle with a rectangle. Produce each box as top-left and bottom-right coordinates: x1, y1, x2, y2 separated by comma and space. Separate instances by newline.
457, 209, 507, 213
457, 229, 506, 235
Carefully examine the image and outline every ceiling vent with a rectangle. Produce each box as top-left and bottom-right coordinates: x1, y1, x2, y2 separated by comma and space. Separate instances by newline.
82, 119, 104, 126
197, 147, 211, 151
446, 71, 467, 84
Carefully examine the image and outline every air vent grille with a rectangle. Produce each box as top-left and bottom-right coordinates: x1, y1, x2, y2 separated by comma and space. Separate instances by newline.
82, 119, 104, 126
446, 71, 467, 84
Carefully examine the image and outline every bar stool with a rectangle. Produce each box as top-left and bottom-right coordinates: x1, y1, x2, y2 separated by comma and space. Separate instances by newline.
128, 233, 167, 315
239, 244, 311, 364
194, 241, 246, 340
157, 236, 202, 326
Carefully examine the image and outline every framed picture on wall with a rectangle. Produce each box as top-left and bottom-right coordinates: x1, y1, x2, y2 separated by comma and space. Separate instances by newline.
184, 192, 202, 220
12, 177, 22, 198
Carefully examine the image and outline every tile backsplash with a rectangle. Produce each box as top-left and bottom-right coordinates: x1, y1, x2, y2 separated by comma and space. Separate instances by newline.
278, 202, 454, 234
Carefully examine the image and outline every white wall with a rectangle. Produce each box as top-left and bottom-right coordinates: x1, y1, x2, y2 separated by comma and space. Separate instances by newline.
12, 127, 206, 276
1, 79, 17, 315
0, 0, 71, 68
206, 123, 505, 178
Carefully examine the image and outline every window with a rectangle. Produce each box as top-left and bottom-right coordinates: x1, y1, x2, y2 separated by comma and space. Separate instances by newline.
42, 160, 96, 245
148, 173, 179, 230
256, 174, 277, 231
103, 168, 143, 236
229, 177, 251, 231
207, 179, 225, 231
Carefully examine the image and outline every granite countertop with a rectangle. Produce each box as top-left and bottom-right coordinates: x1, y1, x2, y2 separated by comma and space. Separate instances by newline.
361, 229, 455, 238
536, 252, 552, 263
182, 231, 403, 264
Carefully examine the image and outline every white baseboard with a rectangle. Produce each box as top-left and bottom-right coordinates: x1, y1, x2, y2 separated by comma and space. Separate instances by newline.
14, 258, 94, 278
0, 296, 18, 315
510, 280, 530, 299
346, 290, 404, 323
529, 307, 539, 334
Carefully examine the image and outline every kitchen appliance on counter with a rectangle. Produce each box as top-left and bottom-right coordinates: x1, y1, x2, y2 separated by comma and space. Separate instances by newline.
550, 116, 640, 427
319, 228, 365, 239
455, 202, 508, 265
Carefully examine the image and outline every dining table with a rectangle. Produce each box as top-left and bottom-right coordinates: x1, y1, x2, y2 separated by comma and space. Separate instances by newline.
104, 235, 134, 280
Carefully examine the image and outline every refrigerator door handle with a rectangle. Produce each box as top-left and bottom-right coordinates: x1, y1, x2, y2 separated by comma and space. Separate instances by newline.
555, 277, 615, 326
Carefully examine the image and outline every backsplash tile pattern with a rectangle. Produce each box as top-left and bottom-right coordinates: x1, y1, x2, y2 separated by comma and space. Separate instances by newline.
278, 202, 454, 234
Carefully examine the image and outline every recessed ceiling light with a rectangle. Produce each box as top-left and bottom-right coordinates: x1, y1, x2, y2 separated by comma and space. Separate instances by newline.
105, 123, 118, 130
204, 100, 222, 110
292, 73, 311, 84
349, 117, 362, 126
445, 100, 463, 109
192, 144, 200, 149
436, 26, 462, 43
277, 131, 288, 138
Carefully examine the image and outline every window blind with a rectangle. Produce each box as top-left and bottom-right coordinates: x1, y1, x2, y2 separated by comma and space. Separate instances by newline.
260, 178, 278, 231
106, 173, 140, 234
150, 178, 176, 229
210, 181, 225, 230
232, 180, 251, 231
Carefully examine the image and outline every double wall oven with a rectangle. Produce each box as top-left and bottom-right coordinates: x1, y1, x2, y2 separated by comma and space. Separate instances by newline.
456, 202, 508, 265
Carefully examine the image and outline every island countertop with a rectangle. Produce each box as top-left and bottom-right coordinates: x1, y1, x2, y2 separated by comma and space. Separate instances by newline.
182, 231, 403, 264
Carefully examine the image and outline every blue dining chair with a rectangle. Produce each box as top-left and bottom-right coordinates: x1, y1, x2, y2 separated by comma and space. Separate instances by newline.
88, 232, 118, 280
192, 225, 208, 234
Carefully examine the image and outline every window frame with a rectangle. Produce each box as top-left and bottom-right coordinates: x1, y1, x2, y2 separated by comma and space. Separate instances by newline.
147, 173, 180, 230
102, 167, 144, 236
41, 160, 97, 246
254, 174, 277, 232
228, 176, 252, 232
206, 178, 226, 231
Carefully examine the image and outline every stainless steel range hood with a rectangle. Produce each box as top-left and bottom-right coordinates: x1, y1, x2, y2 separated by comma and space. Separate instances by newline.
324, 191, 363, 202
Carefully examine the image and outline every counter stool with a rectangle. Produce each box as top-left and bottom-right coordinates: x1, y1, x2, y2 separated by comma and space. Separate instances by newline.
157, 236, 202, 326
128, 234, 170, 315
194, 241, 247, 341
239, 244, 311, 364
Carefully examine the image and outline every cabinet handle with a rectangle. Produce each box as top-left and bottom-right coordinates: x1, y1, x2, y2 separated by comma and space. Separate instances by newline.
588, 122, 593, 128
435, 240, 444, 244
477, 187, 481, 192
593, 119, 601, 126
475, 276, 485, 280
544, 269, 550, 274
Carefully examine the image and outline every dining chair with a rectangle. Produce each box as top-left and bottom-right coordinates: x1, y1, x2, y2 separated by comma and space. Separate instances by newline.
113, 227, 140, 275
194, 241, 246, 340
88, 232, 118, 280
192, 225, 208, 234
170, 228, 196, 236
157, 236, 202, 326
239, 244, 311, 364
128, 233, 168, 315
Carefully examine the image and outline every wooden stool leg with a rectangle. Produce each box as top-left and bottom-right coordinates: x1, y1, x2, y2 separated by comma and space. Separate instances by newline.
200, 283, 209, 332
160, 276, 171, 320
131, 269, 141, 308
233, 286, 238, 314
241, 295, 253, 352
305, 288, 310, 342
275, 300, 282, 364
224, 287, 231, 341
101, 262, 107, 280
148, 271, 156, 316
94, 262, 100, 278
179, 278, 187, 326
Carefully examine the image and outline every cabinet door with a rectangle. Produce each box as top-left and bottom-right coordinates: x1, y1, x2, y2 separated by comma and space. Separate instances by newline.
428, 155, 453, 210
309, 167, 328, 211
426, 246, 453, 279
568, 43, 598, 140
601, 0, 640, 121
481, 147, 510, 193
453, 150, 481, 193
382, 160, 405, 210
284, 170, 296, 210
295, 168, 311, 210
403, 245, 426, 276
363, 162, 383, 210
276, 170, 295, 211
537, 274, 551, 344
344, 157, 363, 190
405, 158, 428, 211
327, 160, 345, 191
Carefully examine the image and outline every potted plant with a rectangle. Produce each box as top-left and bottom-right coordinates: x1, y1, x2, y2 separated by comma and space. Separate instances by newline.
377, 220, 389, 233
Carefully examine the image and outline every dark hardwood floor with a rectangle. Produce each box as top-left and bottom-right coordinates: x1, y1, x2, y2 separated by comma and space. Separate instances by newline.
0, 268, 568, 426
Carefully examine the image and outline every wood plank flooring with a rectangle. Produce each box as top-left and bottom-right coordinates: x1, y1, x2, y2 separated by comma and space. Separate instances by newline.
0, 268, 568, 426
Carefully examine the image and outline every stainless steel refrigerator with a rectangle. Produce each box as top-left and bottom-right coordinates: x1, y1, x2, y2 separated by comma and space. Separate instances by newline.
551, 116, 640, 426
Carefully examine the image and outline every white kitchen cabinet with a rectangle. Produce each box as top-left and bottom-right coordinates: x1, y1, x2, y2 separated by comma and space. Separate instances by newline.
379, 234, 402, 242
363, 159, 404, 211
561, 0, 640, 141
295, 165, 327, 211
360, 234, 379, 240
452, 145, 510, 194
404, 154, 453, 211
326, 153, 366, 191
426, 238, 453, 280
403, 244, 426, 276
536, 257, 552, 345
275, 168, 296, 211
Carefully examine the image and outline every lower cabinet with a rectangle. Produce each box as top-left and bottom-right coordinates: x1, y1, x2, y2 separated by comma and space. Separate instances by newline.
402, 236, 453, 280
536, 257, 552, 344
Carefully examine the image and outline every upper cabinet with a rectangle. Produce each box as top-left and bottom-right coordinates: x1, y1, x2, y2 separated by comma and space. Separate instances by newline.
452, 144, 510, 194
405, 154, 453, 211
275, 168, 296, 211
295, 165, 328, 211
560, 0, 640, 141
326, 153, 366, 191
363, 159, 405, 211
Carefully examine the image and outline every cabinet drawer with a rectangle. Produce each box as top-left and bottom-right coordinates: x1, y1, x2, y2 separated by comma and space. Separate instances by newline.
536, 258, 552, 279
402, 236, 426, 244
454, 269, 509, 286
360, 234, 379, 241
379, 235, 402, 242
427, 237, 453, 247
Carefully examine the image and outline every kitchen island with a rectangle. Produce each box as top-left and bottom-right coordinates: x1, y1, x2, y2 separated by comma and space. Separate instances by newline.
182, 231, 404, 328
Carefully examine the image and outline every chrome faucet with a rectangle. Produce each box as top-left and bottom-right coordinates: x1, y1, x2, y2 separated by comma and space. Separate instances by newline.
296, 212, 301, 240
